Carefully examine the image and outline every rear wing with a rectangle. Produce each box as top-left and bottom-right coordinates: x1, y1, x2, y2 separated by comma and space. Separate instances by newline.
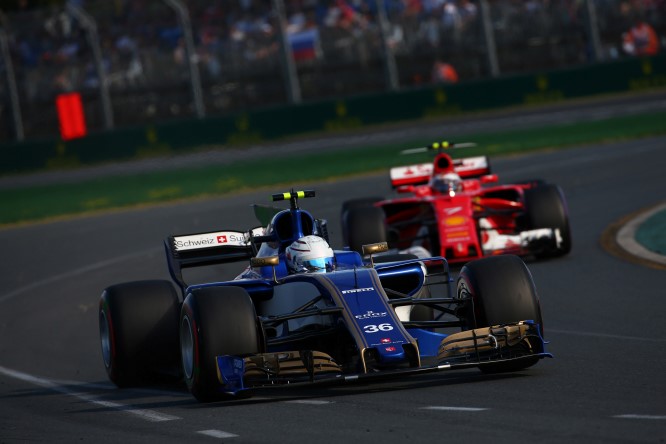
390, 156, 491, 188
165, 230, 254, 292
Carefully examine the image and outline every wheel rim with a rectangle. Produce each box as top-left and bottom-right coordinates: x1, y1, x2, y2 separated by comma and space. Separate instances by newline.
180, 315, 194, 380
99, 310, 112, 368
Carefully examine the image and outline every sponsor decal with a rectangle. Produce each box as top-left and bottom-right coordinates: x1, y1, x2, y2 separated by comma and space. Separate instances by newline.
385, 346, 396, 352
444, 216, 466, 226
444, 207, 463, 216
370, 338, 406, 347
363, 324, 394, 333
174, 237, 215, 249
341, 287, 374, 294
233, 358, 244, 370
216, 233, 246, 244
446, 230, 470, 238
174, 231, 248, 250
355, 310, 387, 320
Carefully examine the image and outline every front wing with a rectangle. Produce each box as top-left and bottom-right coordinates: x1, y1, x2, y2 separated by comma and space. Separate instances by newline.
214, 321, 551, 396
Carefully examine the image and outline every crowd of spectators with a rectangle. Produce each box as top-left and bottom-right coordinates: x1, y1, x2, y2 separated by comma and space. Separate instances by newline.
1, 0, 664, 137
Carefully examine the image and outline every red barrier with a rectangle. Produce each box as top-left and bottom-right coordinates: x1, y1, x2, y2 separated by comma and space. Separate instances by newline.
56, 93, 87, 140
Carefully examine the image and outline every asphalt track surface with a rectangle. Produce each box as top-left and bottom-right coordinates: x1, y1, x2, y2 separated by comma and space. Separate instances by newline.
1, 115, 666, 441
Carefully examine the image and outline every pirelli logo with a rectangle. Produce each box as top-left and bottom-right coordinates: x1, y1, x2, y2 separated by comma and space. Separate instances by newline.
341, 287, 374, 294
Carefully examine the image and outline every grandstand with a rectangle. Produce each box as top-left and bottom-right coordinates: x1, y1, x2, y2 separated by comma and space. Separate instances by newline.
0, 0, 664, 141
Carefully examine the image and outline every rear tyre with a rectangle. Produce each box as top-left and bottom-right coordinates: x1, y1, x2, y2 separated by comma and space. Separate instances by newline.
340, 197, 383, 247
180, 286, 261, 402
99, 280, 181, 387
524, 184, 572, 257
456, 255, 543, 373
342, 205, 387, 255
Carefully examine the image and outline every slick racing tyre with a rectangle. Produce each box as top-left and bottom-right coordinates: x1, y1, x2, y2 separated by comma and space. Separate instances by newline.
99, 280, 181, 387
180, 286, 262, 402
524, 184, 572, 257
457, 255, 543, 373
343, 205, 387, 255
340, 197, 383, 247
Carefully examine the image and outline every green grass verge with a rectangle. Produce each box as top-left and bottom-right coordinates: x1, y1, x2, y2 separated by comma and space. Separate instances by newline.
2, 110, 665, 227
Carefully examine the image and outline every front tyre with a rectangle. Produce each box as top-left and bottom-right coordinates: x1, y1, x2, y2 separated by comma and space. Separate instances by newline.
99, 280, 181, 387
457, 255, 543, 372
180, 286, 261, 402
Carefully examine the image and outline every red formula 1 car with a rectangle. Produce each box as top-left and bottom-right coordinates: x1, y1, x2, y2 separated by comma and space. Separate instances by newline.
341, 141, 572, 265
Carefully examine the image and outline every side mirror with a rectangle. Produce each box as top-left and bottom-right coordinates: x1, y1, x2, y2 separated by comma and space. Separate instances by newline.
362, 242, 389, 267
250, 256, 280, 282
250, 256, 279, 267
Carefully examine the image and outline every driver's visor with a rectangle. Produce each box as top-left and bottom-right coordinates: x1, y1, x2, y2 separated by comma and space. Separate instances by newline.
303, 257, 334, 273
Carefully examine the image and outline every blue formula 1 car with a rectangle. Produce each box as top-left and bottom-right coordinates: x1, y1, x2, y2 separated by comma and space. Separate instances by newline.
99, 190, 551, 402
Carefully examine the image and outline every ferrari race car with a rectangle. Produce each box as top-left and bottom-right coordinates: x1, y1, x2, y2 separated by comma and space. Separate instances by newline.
341, 141, 572, 264
99, 190, 551, 403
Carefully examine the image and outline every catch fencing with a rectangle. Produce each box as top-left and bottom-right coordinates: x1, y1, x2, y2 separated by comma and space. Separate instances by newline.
0, 0, 664, 142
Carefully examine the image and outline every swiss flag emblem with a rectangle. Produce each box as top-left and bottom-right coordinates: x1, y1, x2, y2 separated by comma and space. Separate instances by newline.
217, 235, 227, 243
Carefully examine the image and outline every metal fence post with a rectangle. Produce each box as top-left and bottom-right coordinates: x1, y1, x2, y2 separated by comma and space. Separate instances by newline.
375, 0, 399, 91
164, 0, 205, 118
66, 3, 114, 130
0, 25, 24, 141
585, 0, 603, 61
273, 0, 302, 104
478, 0, 500, 77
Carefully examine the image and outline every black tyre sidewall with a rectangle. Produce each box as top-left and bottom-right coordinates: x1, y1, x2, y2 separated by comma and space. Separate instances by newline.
457, 255, 544, 372
180, 286, 260, 402
524, 184, 572, 256
457, 255, 543, 334
343, 205, 387, 254
340, 197, 383, 246
99, 280, 180, 387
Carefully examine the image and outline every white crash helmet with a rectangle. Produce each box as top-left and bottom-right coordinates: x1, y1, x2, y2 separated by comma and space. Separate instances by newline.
285, 235, 334, 274
431, 172, 462, 195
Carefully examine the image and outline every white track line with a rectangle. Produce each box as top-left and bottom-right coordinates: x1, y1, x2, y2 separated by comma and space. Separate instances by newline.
197, 430, 239, 439
421, 406, 488, 412
284, 399, 333, 405
0, 365, 180, 422
614, 414, 666, 420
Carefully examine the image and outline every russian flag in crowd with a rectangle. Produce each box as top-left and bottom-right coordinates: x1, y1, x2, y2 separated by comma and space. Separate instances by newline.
288, 28, 320, 61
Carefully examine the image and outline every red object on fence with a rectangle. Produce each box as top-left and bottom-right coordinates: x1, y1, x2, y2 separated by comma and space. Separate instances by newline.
56, 93, 87, 140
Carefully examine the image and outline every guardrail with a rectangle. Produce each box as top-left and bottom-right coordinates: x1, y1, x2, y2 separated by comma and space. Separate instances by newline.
0, 53, 664, 176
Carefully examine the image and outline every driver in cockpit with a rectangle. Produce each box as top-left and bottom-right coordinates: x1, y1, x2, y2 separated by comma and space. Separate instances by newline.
430, 172, 463, 196
285, 235, 335, 274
